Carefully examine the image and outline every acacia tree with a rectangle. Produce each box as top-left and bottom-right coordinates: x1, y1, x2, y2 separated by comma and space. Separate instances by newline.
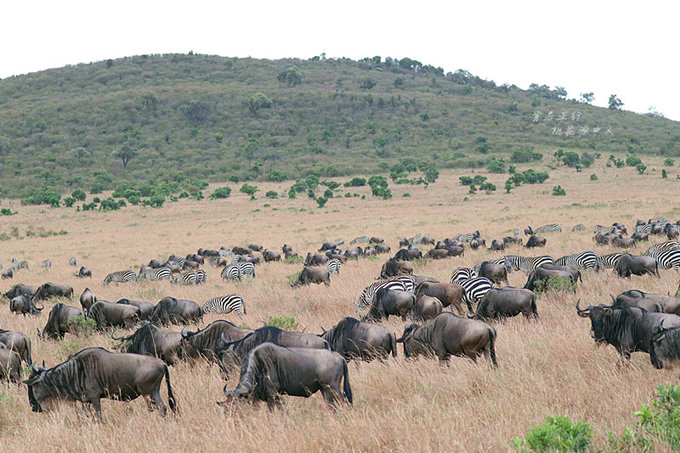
277, 66, 304, 86
113, 138, 138, 169
608, 94, 623, 110
579, 92, 594, 104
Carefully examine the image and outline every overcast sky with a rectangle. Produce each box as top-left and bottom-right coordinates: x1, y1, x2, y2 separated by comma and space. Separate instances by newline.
3, 1, 678, 121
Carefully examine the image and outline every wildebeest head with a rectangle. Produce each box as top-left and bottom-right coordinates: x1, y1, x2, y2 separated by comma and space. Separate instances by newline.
24, 362, 48, 412
575, 299, 614, 343
396, 323, 422, 357
650, 320, 680, 369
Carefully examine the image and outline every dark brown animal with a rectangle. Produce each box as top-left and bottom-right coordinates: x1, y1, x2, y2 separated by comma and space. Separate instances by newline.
416, 282, 465, 316
291, 267, 330, 287
412, 295, 444, 321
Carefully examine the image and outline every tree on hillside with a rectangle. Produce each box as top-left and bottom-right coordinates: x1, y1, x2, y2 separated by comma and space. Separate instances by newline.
608, 94, 623, 110
579, 92, 594, 104
277, 66, 304, 86
70, 147, 92, 166
113, 137, 138, 169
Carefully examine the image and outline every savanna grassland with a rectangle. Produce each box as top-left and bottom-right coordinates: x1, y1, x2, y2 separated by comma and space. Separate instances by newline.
0, 158, 680, 452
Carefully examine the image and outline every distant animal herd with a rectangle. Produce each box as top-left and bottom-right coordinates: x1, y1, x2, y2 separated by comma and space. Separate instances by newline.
2, 216, 680, 418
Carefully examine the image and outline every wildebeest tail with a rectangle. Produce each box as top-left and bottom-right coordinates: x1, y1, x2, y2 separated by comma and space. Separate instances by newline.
389, 332, 397, 358
530, 294, 538, 319
342, 360, 353, 405
488, 327, 498, 368
164, 365, 178, 413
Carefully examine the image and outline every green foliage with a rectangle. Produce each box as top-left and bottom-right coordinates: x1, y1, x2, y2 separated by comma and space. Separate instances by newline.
608, 94, 624, 110
511, 147, 542, 163
240, 183, 258, 196
459, 175, 487, 186
360, 78, 376, 90
66, 315, 97, 337
559, 151, 581, 168
590, 174, 598, 181
265, 190, 278, 199
636, 163, 647, 175
277, 66, 304, 86
210, 187, 231, 199
664, 158, 675, 167
626, 155, 642, 167
533, 275, 574, 293
511, 415, 592, 452
305, 174, 320, 190
265, 315, 298, 330
316, 196, 328, 207
479, 182, 496, 193
82, 202, 97, 211
71, 189, 86, 201
22, 187, 61, 207
552, 185, 566, 196
268, 171, 288, 182
402, 192, 410, 197
0, 208, 17, 216
247, 92, 273, 114
662, 169, 668, 179
504, 179, 513, 193
63, 197, 76, 207
634, 384, 680, 449
486, 158, 506, 174
367, 176, 392, 199
99, 197, 125, 211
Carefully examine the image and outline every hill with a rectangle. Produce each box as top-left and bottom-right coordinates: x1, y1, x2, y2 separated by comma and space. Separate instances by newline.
0, 53, 678, 198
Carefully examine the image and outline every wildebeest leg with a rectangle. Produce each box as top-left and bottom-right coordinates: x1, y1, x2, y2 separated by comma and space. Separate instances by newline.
149, 389, 167, 415
90, 398, 103, 421
321, 385, 340, 408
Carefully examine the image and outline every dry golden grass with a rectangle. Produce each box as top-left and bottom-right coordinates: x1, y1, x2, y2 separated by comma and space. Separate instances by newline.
1, 158, 680, 452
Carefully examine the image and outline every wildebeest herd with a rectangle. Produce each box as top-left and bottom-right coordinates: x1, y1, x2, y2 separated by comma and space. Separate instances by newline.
2, 217, 680, 420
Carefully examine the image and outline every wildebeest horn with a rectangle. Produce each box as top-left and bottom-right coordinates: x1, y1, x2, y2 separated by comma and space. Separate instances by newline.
181, 327, 193, 339
576, 299, 590, 317
320, 326, 327, 334
31, 361, 41, 374
36, 328, 44, 340
609, 294, 617, 306
653, 319, 665, 336
111, 330, 125, 341
223, 383, 229, 397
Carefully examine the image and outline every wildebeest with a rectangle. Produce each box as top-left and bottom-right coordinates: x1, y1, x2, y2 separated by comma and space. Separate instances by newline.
39, 303, 84, 339
412, 295, 444, 321
290, 267, 330, 287
69, 257, 77, 266
478, 261, 509, 286
4, 284, 39, 300
426, 249, 450, 260
525, 235, 546, 248
0, 329, 32, 364
614, 254, 659, 278
2, 269, 13, 279
76, 266, 92, 278
88, 301, 140, 329
576, 301, 680, 360
524, 267, 577, 292
375, 244, 391, 254
113, 323, 182, 366
24, 347, 177, 419
490, 240, 505, 251
0, 349, 21, 383
219, 344, 351, 409
473, 287, 537, 320
41, 259, 52, 269
650, 321, 680, 369
379, 258, 413, 279
216, 326, 329, 378
321, 317, 397, 361
305, 252, 329, 266
150, 297, 203, 326
364, 288, 415, 321
396, 313, 497, 366
612, 237, 636, 248
33, 282, 74, 301
394, 248, 423, 261
614, 290, 680, 316
415, 282, 465, 316
80, 288, 97, 314
179, 320, 253, 362
631, 232, 649, 242
263, 249, 281, 262
10, 294, 44, 316
116, 298, 155, 320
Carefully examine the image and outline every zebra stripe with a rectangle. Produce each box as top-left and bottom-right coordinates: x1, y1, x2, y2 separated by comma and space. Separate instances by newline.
597, 253, 622, 269
450, 267, 478, 283
202, 294, 246, 317
649, 216, 668, 224
634, 224, 654, 234
456, 277, 494, 312
103, 270, 137, 286
555, 251, 598, 270
173, 270, 206, 285
138, 267, 172, 281
595, 225, 619, 234
237, 262, 255, 278
356, 275, 416, 310
326, 258, 341, 274
221, 264, 242, 282
644, 241, 680, 256
534, 224, 562, 234
646, 249, 680, 270
503, 255, 555, 274
572, 224, 586, 232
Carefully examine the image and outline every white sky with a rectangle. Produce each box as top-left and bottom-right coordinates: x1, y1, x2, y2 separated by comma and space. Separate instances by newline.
3, 0, 679, 121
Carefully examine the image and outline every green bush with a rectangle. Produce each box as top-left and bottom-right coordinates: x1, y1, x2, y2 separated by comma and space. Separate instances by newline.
268, 170, 288, 182
265, 316, 298, 330
486, 158, 506, 174
63, 197, 76, 207
511, 147, 543, 163
67, 315, 97, 337
240, 183, 258, 196
316, 196, 328, 207
664, 158, 675, 167
479, 182, 496, 193
99, 197, 124, 211
82, 202, 97, 211
552, 185, 566, 196
402, 192, 410, 197
511, 415, 592, 452
635, 384, 680, 449
265, 190, 278, 199
210, 187, 232, 199
0, 208, 17, 216
533, 275, 575, 293
590, 174, 598, 181
344, 177, 366, 187
626, 154, 642, 167
71, 189, 86, 201
636, 163, 647, 175
22, 187, 61, 207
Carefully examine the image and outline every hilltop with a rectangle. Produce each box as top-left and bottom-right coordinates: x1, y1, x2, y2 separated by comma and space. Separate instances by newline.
0, 53, 677, 198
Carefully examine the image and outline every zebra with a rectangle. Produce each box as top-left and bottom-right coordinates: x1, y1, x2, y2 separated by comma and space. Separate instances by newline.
172, 270, 206, 285
41, 259, 52, 269
138, 267, 172, 281
457, 231, 480, 243
597, 253, 622, 270
649, 216, 668, 224
503, 255, 555, 274
350, 236, 369, 244
634, 224, 654, 234
237, 262, 255, 278
103, 270, 137, 286
10, 258, 28, 270
646, 249, 680, 270
572, 224, 586, 232
356, 275, 416, 312
69, 257, 77, 266
326, 258, 341, 274
221, 264, 242, 282
534, 224, 562, 234
595, 225, 618, 234
450, 267, 478, 283
555, 251, 599, 270
202, 294, 246, 317
644, 241, 680, 256
456, 277, 494, 313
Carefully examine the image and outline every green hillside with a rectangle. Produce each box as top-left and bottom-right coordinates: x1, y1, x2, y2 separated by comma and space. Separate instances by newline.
0, 53, 677, 199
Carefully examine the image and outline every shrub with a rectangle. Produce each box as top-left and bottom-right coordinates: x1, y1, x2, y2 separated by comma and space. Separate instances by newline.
479, 182, 496, 193
240, 183, 258, 196
511, 415, 592, 452
664, 158, 675, 167
67, 315, 97, 337
210, 187, 232, 199
344, 177, 366, 187
63, 197, 76, 207
0, 208, 17, 216
82, 202, 97, 211
636, 163, 647, 175
552, 185, 566, 196
268, 170, 288, 182
533, 275, 575, 293
323, 189, 333, 199
662, 169, 668, 178
403, 192, 411, 197
486, 158, 506, 174
511, 147, 543, 163
590, 174, 598, 181
626, 155, 642, 167
99, 197, 123, 211
316, 196, 328, 207
71, 189, 86, 201
634, 384, 680, 449
265, 190, 278, 199
22, 187, 61, 207
459, 176, 474, 186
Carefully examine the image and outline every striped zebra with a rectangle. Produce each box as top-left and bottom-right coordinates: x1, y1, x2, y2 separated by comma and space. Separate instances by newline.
597, 253, 622, 270
595, 225, 618, 234
634, 224, 654, 234
103, 270, 137, 286
173, 270, 206, 285
221, 264, 242, 282
138, 267, 172, 281
572, 224, 586, 232
456, 277, 494, 312
450, 267, 478, 283
646, 249, 680, 270
326, 258, 341, 274
534, 224, 562, 234
503, 255, 555, 274
237, 262, 255, 278
555, 251, 599, 270
202, 294, 246, 317
644, 241, 680, 256
356, 275, 416, 311
649, 216, 668, 224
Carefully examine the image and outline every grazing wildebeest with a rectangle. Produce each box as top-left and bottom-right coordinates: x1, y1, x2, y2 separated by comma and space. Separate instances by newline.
4, 284, 39, 300
612, 237, 636, 248
216, 326, 329, 378
379, 258, 413, 279
412, 295, 444, 321
478, 261, 509, 286
503, 236, 523, 247
524, 226, 534, 236
24, 348, 177, 419
116, 298, 155, 320
0, 349, 21, 383
150, 297, 203, 326
525, 235, 546, 248
76, 266, 92, 278
614, 290, 680, 316
39, 303, 84, 339
69, 257, 77, 266
80, 288, 97, 314
473, 287, 537, 320
321, 317, 397, 361
650, 321, 680, 369
369, 236, 384, 244
524, 267, 577, 292
631, 232, 649, 242
305, 252, 329, 266
2, 269, 13, 279
576, 300, 680, 360
396, 313, 497, 366
415, 282, 465, 316
394, 248, 423, 261
290, 267, 330, 287
179, 320, 253, 362
88, 301, 140, 329
364, 288, 415, 321
0, 329, 32, 364
263, 250, 281, 262
219, 344, 351, 409
113, 323, 182, 366
33, 282, 74, 301
490, 240, 505, 251
375, 244, 391, 254
426, 249, 450, 260
10, 294, 44, 316
614, 254, 659, 278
